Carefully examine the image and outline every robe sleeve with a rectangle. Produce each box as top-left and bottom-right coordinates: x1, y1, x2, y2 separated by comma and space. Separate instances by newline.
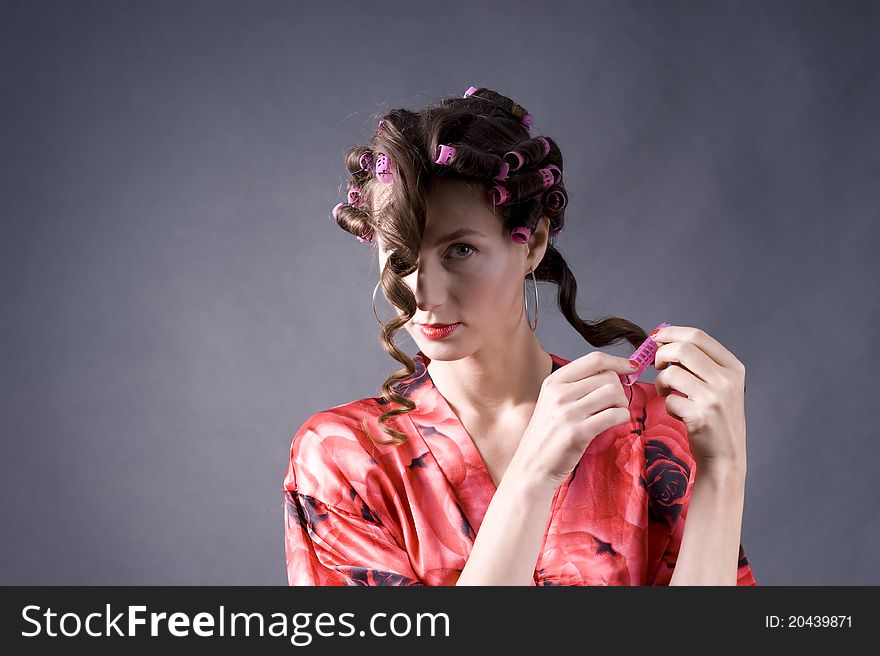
641, 389, 757, 586
282, 413, 424, 586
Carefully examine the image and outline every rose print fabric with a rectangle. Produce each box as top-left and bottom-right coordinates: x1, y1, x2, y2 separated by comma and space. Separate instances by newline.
283, 350, 757, 586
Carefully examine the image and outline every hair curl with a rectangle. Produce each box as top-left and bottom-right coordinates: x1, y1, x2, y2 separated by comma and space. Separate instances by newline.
332, 87, 648, 445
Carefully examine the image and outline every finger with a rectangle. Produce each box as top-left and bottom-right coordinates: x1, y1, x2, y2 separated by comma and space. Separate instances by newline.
654, 362, 701, 400
651, 325, 740, 370
654, 341, 721, 387
574, 379, 632, 421
558, 350, 638, 384
661, 389, 692, 423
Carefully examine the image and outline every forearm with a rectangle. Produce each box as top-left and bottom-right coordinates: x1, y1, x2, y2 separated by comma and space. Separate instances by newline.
456, 461, 558, 586
669, 462, 747, 586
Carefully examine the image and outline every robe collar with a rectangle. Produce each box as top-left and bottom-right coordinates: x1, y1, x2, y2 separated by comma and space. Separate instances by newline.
391, 350, 569, 536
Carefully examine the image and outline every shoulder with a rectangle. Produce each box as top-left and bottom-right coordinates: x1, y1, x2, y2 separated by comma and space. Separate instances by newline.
284, 397, 385, 507
288, 396, 384, 460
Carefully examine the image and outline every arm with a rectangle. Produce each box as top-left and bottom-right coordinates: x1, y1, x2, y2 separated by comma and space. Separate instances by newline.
647, 324, 756, 586
668, 461, 747, 586
284, 488, 423, 586
456, 450, 559, 586
284, 416, 424, 586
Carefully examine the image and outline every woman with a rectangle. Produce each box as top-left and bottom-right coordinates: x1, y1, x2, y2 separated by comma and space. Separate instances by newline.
283, 86, 756, 586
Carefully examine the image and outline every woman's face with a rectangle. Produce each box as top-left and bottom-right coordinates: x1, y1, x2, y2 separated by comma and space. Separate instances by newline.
375, 177, 548, 355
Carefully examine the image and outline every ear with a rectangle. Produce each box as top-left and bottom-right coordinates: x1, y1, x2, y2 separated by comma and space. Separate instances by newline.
526, 215, 551, 272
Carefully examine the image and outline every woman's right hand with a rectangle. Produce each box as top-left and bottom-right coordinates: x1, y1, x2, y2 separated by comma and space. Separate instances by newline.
515, 351, 638, 488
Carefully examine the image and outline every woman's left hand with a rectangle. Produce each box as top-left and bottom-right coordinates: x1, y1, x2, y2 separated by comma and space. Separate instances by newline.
651, 324, 747, 471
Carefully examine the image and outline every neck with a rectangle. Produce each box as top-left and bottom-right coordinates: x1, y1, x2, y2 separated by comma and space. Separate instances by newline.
425, 324, 553, 415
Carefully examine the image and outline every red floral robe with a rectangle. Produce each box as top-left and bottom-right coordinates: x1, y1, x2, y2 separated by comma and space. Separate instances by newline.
282, 350, 757, 586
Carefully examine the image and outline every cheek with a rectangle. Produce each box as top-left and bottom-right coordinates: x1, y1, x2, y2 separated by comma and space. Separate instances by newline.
462, 268, 517, 306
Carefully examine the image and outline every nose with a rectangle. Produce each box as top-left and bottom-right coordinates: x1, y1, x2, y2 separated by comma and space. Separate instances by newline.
404, 259, 449, 319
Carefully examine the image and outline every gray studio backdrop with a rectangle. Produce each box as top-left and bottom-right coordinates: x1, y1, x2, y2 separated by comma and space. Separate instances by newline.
2, 0, 878, 585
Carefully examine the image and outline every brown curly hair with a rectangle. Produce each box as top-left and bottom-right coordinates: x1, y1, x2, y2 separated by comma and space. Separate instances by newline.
331, 87, 648, 446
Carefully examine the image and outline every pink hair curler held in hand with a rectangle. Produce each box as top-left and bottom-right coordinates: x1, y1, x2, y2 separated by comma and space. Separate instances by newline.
618, 322, 671, 387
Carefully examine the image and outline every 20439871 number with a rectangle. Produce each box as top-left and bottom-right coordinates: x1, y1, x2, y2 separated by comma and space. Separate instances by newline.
764, 616, 852, 628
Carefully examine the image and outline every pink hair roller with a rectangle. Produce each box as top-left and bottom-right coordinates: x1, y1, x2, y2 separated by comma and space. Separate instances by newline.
503, 149, 525, 171
331, 202, 344, 221
494, 160, 510, 181
538, 168, 554, 191
462, 86, 532, 127
543, 188, 567, 212
537, 136, 550, 157
375, 153, 394, 184
618, 322, 671, 387
537, 164, 562, 192
359, 152, 373, 172
511, 226, 532, 243
435, 144, 457, 165
490, 183, 510, 205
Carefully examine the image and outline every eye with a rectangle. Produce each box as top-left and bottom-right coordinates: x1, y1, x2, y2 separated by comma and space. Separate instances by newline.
447, 243, 476, 259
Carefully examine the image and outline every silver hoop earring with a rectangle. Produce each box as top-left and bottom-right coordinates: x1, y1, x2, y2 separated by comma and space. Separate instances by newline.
372, 280, 384, 325
525, 269, 538, 331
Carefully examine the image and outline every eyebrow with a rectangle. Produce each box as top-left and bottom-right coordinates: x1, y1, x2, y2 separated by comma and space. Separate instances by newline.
433, 227, 485, 246
379, 227, 485, 254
